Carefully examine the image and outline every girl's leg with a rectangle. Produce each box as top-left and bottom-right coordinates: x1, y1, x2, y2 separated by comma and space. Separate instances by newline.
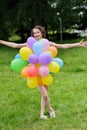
37, 86, 55, 119
44, 86, 55, 118
40, 96, 47, 119
37, 86, 49, 119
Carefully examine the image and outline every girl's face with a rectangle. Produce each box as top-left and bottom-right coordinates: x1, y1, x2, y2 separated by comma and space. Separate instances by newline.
32, 28, 42, 40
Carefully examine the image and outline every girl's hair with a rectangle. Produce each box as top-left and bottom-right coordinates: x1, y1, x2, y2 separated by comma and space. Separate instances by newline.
31, 25, 46, 38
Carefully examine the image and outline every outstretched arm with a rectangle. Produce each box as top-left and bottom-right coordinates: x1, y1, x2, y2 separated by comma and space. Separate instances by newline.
50, 39, 87, 49
0, 40, 26, 48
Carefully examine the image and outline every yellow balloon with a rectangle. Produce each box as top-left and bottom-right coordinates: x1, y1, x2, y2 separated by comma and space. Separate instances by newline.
36, 63, 41, 68
27, 77, 37, 89
19, 47, 33, 60
46, 51, 53, 57
42, 74, 53, 85
47, 62, 60, 73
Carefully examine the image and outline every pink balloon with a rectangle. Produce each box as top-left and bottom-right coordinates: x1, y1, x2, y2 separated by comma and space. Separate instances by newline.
41, 38, 50, 50
39, 66, 49, 76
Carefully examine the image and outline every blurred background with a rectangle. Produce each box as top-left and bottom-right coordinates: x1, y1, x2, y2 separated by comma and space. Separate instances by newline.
0, 0, 87, 42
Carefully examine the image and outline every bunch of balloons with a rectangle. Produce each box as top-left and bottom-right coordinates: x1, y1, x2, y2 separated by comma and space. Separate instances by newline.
10, 37, 64, 89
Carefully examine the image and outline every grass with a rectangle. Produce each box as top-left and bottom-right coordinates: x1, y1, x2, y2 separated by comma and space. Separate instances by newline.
0, 39, 87, 130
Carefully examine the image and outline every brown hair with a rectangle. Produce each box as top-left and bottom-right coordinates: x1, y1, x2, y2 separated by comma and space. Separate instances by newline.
31, 25, 46, 38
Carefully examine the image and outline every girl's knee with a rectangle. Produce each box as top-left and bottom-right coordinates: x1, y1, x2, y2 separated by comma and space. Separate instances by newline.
43, 95, 48, 100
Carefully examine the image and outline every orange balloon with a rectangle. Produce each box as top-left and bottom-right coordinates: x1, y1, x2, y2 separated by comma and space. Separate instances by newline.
37, 75, 44, 86
48, 46, 58, 57
21, 66, 29, 78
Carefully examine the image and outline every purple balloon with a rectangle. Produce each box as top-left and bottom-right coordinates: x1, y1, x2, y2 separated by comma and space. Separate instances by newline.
28, 54, 39, 64
39, 53, 52, 65
27, 37, 36, 49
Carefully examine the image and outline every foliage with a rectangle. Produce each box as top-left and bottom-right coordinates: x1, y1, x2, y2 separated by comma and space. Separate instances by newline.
0, 0, 87, 40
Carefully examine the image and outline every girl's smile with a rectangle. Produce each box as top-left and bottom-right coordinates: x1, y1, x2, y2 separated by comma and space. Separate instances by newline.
33, 28, 42, 40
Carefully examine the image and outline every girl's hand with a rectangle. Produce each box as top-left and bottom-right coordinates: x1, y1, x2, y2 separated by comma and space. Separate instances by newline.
79, 39, 87, 48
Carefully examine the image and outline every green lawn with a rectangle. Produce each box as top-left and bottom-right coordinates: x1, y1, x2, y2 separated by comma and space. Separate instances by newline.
0, 40, 87, 130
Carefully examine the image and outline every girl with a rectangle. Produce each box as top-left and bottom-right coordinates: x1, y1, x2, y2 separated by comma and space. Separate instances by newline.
0, 25, 87, 119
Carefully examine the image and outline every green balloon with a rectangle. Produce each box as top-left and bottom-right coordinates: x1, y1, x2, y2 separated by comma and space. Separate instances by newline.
10, 58, 29, 73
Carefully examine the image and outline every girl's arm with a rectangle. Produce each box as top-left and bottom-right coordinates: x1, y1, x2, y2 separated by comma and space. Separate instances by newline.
50, 39, 87, 49
0, 40, 26, 48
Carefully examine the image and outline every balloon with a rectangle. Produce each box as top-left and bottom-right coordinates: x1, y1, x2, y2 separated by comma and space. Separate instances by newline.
49, 72, 56, 76
41, 38, 50, 50
39, 52, 52, 65
28, 54, 39, 64
42, 74, 53, 85
27, 77, 38, 89
27, 65, 39, 77
48, 46, 58, 57
45, 51, 53, 57
27, 36, 36, 49
10, 59, 28, 73
36, 63, 41, 68
39, 66, 49, 76
19, 47, 33, 60
33, 41, 44, 55
52, 58, 64, 68
14, 53, 21, 59
38, 38, 43, 41
21, 66, 29, 78
47, 62, 60, 73
37, 75, 44, 86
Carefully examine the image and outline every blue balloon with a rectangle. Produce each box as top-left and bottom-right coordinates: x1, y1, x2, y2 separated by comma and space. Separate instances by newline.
14, 53, 21, 59
52, 58, 64, 68
33, 41, 44, 55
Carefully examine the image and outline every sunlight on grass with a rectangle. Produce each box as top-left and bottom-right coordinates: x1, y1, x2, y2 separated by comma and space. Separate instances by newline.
9, 34, 21, 42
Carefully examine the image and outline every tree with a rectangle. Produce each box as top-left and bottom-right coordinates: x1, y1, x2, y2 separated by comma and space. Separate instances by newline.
0, 0, 87, 41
